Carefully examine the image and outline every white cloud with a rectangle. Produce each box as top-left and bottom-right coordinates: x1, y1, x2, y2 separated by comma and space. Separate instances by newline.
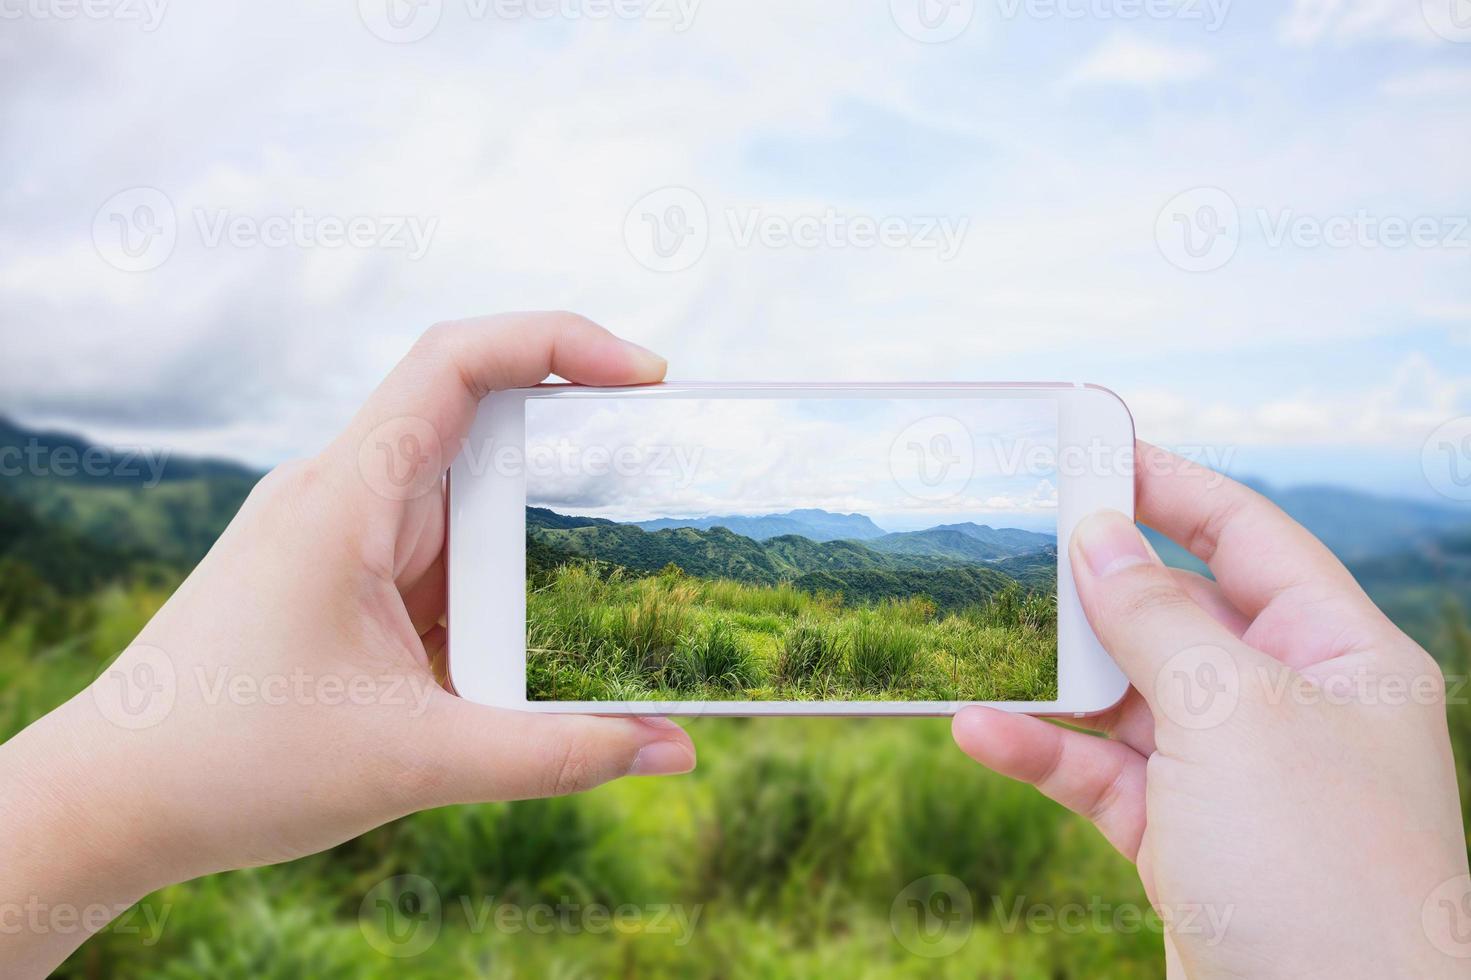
1277, 0, 1437, 45
0, 1, 1467, 491
524, 396, 1058, 524
1379, 67, 1471, 97
1065, 34, 1215, 87
1129, 353, 1471, 448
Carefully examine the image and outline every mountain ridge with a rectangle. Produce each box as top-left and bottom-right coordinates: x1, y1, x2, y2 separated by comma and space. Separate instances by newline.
633, 508, 886, 543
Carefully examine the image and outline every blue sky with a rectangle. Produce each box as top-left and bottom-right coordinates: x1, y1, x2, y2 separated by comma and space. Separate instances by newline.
1, 0, 1468, 502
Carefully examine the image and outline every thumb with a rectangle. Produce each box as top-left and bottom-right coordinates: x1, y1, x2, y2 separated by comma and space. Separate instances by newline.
327, 312, 667, 509
415, 697, 696, 806
1070, 509, 1265, 729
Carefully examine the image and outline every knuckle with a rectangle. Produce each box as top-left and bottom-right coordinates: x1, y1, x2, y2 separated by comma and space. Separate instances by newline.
1406, 648, 1448, 706
1108, 576, 1196, 625
549, 309, 594, 329
246, 456, 323, 508
411, 321, 464, 363
540, 736, 604, 798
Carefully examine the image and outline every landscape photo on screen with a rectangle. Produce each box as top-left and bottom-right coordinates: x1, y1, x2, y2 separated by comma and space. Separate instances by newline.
523, 397, 1059, 702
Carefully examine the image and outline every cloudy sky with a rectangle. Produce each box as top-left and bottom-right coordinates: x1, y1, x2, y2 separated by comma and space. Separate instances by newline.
2, 0, 1469, 500
524, 396, 1059, 530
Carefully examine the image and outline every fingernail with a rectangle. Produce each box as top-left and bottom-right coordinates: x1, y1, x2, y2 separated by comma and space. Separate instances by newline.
629, 740, 695, 777
636, 715, 683, 731
1073, 510, 1152, 578
621, 339, 668, 378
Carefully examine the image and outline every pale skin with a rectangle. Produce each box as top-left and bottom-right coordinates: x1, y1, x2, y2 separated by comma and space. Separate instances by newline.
0, 313, 1466, 977
954, 444, 1471, 976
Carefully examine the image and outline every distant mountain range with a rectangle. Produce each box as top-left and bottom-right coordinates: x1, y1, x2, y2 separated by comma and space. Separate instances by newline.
2, 416, 1468, 644
626, 508, 1056, 558
527, 506, 1057, 609
1144, 479, 1471, 573
635, 509, 886, 542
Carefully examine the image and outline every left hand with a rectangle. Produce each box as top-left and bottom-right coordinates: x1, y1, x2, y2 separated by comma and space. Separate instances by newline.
0, 312, 697, 978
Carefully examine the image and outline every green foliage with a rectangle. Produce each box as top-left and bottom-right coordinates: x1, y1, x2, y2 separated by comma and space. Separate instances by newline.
672, 621, 763, 690
964, 583, 1058, 633
694, 745, 868, 913
526, 560, 1058, 703
527, 511, 1047, 614
6, 423, 1468, 978
610, 579, 694, 677
775, 620, 845, 686
848, 616, 923, 689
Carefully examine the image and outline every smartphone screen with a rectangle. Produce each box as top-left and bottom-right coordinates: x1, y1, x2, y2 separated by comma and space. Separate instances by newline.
522, 397, 1059, 703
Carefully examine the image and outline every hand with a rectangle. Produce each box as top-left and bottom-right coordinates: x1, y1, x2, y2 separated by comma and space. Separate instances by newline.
953, 443, 1470, 977
0, 312, 697, 978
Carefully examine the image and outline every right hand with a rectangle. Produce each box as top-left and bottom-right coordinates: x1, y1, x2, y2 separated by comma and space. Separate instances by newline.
953, 443, 1470, 977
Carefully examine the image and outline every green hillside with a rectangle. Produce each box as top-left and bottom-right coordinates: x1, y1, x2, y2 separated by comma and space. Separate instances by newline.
0, 418, 1465, 978
527, 509, 1056, 614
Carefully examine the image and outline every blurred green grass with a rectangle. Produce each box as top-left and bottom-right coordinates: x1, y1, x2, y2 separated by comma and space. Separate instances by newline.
3, 583, 1466, 978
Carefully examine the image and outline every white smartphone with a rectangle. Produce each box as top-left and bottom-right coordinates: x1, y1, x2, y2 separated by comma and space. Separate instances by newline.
448, 383, 1132, 717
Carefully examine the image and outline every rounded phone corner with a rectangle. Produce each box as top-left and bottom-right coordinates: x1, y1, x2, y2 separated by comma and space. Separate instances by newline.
1087, 675, 1132, 717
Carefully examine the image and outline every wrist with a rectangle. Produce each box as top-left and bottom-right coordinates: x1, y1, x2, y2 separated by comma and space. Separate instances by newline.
0, 695, 178, 914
